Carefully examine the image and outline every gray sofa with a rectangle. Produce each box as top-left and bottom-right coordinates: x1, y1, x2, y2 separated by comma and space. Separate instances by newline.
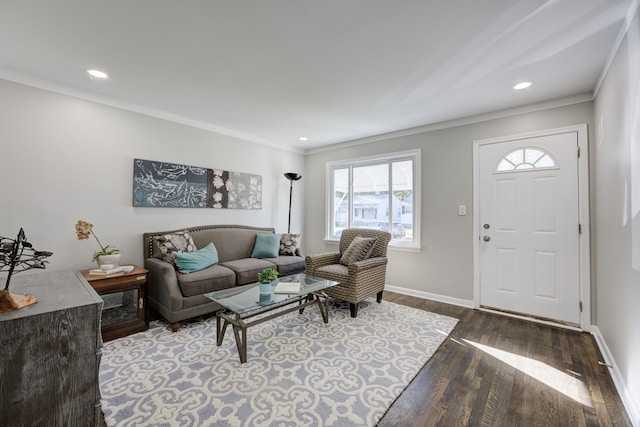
143, 224, 305, 331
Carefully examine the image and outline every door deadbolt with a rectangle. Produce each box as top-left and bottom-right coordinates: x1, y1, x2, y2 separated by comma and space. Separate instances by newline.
483, 224, 490, 229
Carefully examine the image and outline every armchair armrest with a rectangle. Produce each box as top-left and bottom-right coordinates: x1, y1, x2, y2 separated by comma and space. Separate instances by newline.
349, 256, 388, 274
305, 252, 341, 274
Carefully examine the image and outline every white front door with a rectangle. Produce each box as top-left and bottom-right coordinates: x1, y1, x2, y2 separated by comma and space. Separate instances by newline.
477, 131, 581, 325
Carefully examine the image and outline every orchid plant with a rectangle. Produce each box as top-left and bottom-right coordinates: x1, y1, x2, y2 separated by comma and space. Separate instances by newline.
75, 220, 119, 262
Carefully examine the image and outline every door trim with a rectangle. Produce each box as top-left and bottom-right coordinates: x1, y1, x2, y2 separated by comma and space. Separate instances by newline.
472, 124, 591, 331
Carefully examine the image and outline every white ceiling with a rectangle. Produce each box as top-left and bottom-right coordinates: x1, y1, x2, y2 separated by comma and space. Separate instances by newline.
0, 1, 635, 152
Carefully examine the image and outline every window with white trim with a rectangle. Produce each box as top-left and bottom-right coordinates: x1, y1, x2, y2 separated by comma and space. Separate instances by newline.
327, 149, 420, 248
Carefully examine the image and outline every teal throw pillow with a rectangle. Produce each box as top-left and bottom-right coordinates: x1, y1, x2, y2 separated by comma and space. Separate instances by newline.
251, 233, 281, 258
173, 242, 219, 274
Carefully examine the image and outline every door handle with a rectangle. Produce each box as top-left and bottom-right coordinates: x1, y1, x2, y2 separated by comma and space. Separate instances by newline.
483, 235, 491, 242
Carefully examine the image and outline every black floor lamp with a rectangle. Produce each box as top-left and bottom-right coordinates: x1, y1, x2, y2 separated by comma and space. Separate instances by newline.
284, 172, 302, 233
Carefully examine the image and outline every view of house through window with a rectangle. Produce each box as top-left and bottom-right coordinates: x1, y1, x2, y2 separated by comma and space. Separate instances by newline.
329, 150, 419, 247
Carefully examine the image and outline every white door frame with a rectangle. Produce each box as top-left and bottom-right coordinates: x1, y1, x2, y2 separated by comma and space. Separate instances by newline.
472, 124, 591, 331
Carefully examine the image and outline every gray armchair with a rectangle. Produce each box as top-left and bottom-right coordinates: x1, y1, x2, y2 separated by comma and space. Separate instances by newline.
305, 228, 391, 317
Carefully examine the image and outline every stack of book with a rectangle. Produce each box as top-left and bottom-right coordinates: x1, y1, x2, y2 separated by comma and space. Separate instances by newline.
88, 265, 134, 276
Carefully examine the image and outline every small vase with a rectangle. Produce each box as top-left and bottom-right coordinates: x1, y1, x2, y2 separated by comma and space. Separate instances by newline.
259, 292, 272, 305
259, 282, 272, 293
96, 253, 121, 268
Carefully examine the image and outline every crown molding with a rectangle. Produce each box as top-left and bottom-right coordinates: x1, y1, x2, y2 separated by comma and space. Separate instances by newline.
593, 0, 639, 97
0, 69, 305, 155
305, 93, 593, 155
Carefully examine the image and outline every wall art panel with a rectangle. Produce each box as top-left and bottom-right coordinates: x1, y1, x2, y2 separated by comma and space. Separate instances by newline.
133, 159, 262, 209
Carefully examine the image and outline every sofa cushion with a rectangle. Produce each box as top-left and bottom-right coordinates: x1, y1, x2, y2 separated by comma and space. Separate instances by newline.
177, 264, 236, 297
340, 237, 377, 266
279, 233, 302, 256
154, 231, 197, 265
251, 233, 281, 258
315, 264, 349, 282
174, 243, 219, 274
220, 258, 276, 285
264, 256, 306, 276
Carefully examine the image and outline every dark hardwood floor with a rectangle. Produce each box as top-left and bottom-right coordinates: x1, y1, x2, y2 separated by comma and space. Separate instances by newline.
378, 291, 631, 427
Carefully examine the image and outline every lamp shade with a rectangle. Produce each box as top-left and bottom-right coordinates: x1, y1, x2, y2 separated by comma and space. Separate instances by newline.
284, 173, 302, 181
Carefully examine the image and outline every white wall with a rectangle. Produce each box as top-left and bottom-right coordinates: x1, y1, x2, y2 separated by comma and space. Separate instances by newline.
304, 102, 593, 303
0, 79, 305, 274
592, 6, 640, 424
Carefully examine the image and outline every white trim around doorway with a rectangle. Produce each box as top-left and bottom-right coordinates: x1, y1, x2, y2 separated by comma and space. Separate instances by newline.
472, 124, 591, 331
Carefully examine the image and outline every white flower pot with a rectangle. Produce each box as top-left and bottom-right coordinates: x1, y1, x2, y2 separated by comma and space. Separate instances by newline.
96, 253, 121, 268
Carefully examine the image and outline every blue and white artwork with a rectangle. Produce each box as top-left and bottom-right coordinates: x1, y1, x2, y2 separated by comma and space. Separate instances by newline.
133, 159, 262, 209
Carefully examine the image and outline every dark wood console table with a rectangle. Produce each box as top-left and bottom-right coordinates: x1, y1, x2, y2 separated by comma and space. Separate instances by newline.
0, 271, 103, 426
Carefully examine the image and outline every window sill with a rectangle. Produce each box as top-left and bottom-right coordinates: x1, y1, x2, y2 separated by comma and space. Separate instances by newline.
322, 238, 421, 253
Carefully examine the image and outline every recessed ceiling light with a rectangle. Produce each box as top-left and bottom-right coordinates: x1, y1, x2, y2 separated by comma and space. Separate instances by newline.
86, 68, 108, 79
513, 81, 532, 90
298, 137, 309, 141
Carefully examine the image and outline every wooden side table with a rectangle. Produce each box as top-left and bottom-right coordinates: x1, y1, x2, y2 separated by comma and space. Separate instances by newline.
80, 265, 149, 341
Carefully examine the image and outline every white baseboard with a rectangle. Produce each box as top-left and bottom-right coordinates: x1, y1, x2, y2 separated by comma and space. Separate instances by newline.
590, 326, 640, 426
384, 284, 474, 309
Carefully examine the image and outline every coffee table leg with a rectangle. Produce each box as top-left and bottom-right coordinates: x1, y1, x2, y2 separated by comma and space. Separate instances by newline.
216, 312, 228, 346
299, 294, 313, 314
231, 318, 247, 363
316, 294, 330, 323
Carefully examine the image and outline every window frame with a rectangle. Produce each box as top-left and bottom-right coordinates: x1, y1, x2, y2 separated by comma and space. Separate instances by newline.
325, 149, 421, 251
495, 146, 558, 173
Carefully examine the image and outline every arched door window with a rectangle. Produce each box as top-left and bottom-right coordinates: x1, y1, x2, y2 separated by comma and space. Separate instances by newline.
496, 147, 557, 172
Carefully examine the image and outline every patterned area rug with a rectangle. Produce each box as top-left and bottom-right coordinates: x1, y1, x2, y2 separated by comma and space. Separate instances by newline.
99, 299, 458, 426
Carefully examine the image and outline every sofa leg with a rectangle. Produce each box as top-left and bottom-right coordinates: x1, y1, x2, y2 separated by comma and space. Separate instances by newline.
377, 291, 383, 303
350, 303, 358, 318
170, 322, 181, 332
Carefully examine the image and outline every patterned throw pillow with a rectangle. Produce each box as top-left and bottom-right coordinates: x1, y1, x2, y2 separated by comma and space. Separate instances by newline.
339, 236, 377, 266
279, 233, 302, 256
154, 231, 197, 265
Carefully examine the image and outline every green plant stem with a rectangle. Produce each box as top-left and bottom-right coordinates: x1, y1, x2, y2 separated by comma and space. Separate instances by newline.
90, 230, 107, 253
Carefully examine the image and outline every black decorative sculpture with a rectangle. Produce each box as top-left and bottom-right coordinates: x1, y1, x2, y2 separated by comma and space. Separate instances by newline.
0, 228, 53, 312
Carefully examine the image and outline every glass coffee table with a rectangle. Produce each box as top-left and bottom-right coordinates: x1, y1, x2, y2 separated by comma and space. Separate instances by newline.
205, 273, 338, 363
